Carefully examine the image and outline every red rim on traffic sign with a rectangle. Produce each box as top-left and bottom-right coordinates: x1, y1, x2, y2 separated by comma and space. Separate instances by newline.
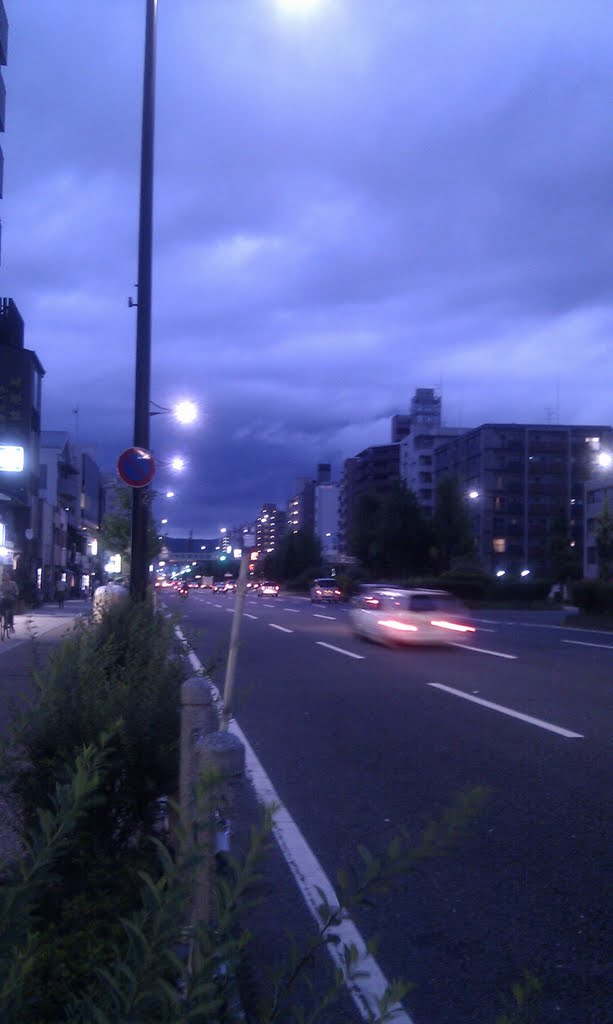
117, 447, 156, 488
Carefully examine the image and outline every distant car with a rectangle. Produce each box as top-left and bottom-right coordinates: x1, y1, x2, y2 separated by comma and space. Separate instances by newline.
212, 581, 225, 593
246, 580, 260, 591
349, 586, 476, 647
258, 582, 280, 597
309, 578, 342, 603
223, 580, 237, 593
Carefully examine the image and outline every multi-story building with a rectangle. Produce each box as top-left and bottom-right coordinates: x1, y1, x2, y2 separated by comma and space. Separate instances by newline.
255, 503, 286, 554
0, 299, 45, 590
434, 424, 613, 577
39, 432, 104, 597
0, 0, 8, 262
314, 481, 339, 558
338, 444, 400, 555
584, 467, 613, 580
395, 388, 468, 517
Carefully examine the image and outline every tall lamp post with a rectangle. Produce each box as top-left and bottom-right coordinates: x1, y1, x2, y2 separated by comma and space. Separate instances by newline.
130, 0, 158, 600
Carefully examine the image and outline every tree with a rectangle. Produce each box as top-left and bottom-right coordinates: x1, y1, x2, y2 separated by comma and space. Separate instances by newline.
594, 497, 613, 580
262, 528, 322, 583
100, 484, 162, 575
376, 482, 434, 577
548, 509, 581, 583
348, 492, 382, 569
433, 477, 475, 572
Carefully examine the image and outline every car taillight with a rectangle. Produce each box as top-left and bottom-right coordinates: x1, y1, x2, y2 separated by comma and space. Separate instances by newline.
378, 619, 418, 632
430, 619, 476, 633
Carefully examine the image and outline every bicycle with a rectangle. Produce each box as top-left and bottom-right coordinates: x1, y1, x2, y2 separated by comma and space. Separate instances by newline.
0, 604, 15, 642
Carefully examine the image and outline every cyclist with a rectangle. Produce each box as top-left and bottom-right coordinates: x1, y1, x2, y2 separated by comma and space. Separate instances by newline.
0, 571, 18, 636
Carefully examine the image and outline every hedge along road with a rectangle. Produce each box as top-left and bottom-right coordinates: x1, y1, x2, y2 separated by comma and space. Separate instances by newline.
172, 590, 613, 1024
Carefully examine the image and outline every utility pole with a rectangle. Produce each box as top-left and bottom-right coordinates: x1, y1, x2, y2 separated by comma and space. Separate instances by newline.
130, 0, 158, 600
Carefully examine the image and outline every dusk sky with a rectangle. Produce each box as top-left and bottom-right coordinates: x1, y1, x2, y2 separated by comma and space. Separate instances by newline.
1, 1, 612, 535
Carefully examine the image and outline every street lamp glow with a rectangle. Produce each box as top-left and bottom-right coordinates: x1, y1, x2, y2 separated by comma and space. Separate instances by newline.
468, 490, 480, 500
276, 0, 322, 13
520, 569, 530, 577
496, 570, 506, 577
174, 400, 198, 425
597, 452, 612, 469
161, 518, 168, 524
165, 491, 175, 498
170, 456, 185, 472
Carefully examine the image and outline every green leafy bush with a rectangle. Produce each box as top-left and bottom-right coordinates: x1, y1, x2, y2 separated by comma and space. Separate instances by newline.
10, 598, 185, 851
571, 580, 613, 614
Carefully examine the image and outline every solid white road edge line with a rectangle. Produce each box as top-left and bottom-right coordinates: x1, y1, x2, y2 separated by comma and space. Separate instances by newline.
269, 623, 293, 633
177, 628, 413, 1024
562, 639, 613, 651
428, 683, 583, 738
230, 716, 413, 1024
451, 642, 517, 660
316, 641, 365, 661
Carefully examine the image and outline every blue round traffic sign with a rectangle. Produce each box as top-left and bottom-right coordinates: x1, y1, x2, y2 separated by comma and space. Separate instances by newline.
117, 447, 156, 488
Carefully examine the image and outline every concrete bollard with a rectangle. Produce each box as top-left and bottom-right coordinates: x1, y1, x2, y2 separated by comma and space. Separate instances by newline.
192, 731, 245, 927
180, 676, 219, 831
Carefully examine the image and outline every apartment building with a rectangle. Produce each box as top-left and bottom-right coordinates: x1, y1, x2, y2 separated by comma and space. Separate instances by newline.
434, 424, 613, 576
338, 444, 400, 555
584, 468, 613, 579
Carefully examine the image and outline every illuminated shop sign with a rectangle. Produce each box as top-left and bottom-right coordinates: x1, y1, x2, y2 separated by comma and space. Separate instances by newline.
0, 445, 25, 472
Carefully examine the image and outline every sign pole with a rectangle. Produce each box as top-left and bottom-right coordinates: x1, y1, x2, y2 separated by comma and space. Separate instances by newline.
130, 0, 158, 601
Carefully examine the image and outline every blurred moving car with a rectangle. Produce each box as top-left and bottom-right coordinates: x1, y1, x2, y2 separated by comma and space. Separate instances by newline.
258, 582, 280, 597
223, 580, 237, 593
349, 586, 476, 646
309, 578, 342, 603
212, 581, 225, 593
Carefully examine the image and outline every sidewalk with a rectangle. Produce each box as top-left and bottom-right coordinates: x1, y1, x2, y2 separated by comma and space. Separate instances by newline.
3, 599, 90, 644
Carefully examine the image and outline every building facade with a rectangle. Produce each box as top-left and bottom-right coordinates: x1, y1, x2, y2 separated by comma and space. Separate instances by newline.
0, 0, 7, 261
0, 299, 45, 591
255, 503, 286, 554
584, 468, 613, 579
434, 424, 613, 577
338, 444, 400, 555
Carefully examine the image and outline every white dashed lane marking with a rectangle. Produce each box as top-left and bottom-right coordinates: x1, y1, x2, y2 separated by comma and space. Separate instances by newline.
429, 684, 583, 738
269, 623, 293, 634
451, 642, 517, 660
316, 642, 365, 661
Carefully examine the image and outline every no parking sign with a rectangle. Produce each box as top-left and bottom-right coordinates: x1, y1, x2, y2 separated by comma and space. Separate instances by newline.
117, 447, 156, 488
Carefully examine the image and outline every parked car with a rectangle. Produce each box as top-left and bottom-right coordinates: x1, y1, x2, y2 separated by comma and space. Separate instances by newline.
309, 578, 342, 603
349, 586, 476, 646
258, 582, 280, 597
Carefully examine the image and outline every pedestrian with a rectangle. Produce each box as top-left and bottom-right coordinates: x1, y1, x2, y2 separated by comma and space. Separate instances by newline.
0, 571, 19, 633
56, 577, 68, 609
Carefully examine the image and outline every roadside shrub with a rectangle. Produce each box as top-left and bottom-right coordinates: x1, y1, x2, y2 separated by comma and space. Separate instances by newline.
9, 597, 185, 851
486, 578, 551, 604
571, 580, 613, 614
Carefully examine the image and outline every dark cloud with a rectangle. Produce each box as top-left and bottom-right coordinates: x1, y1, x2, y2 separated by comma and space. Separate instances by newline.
1, 0, 612, 533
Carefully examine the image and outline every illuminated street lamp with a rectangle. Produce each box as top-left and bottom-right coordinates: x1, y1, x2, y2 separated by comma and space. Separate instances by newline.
597, 452, 612, 469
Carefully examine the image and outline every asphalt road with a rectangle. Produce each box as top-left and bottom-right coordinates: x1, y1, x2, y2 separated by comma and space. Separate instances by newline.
169, 589, 612, 1024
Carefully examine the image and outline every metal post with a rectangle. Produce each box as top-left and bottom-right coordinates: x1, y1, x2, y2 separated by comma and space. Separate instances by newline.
220, 535, 255, 730
130, 0, 158, 601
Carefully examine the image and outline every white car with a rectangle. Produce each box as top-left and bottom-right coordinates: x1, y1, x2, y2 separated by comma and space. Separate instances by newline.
349, 586, 476, 646
258, 582, 280, 597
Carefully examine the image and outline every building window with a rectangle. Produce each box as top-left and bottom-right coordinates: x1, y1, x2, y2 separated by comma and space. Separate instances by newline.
492, 538, 506, 553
